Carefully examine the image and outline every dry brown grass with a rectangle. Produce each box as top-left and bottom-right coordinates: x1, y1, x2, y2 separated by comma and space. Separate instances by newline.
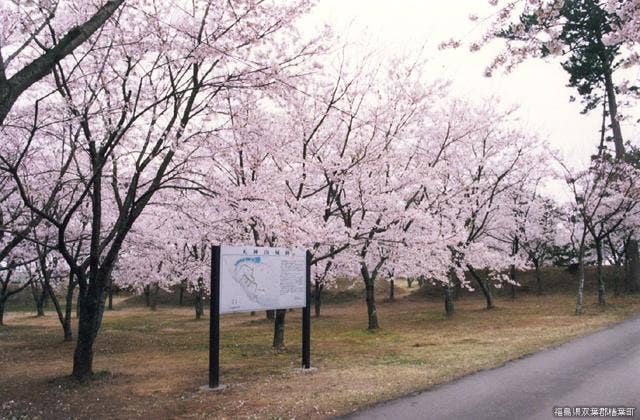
2, 291, 640, 419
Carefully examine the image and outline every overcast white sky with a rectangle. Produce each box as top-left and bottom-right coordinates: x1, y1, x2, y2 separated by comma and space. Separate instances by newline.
303, 0, 640, 169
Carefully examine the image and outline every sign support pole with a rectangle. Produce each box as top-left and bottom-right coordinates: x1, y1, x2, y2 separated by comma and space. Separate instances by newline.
302, 250, 311, 369
209, 245, 222, 389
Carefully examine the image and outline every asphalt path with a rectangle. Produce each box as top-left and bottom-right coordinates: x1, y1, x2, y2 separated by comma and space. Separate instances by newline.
343, 316, 640, 420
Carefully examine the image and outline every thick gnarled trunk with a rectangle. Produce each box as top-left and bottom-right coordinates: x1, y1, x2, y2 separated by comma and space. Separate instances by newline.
72, 280, 107, 381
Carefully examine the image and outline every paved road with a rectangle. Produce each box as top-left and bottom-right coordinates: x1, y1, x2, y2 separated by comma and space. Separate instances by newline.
343, 316, 640, 420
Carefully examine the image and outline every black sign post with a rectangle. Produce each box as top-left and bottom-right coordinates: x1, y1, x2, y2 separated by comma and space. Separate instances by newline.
206, 245, 312, 390
209, 245, 221, 389
302, 250, 311, 369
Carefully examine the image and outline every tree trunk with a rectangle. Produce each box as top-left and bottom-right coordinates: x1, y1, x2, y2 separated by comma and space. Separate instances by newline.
389, 279, 395, 301
31, 282, 47, 317
72, 282, 107, 381
314, 279, 322, 318
107, 278, 114, 310
30, 283, 39, 313
509, 265, 516, 300
596, 239, 606, 306
576, 254, 586, 315
179, 281, 185, 306
407, 278, 413, 288
534, 262, 542, 296
266, 309, 275, 320
444, 274, 454, 316
149, 284, 159, 311
365, 281, 379, 330
144, 285, 151, 307
49, 278, 73, 340
0, 298, 5, 326
468, 265, 494, 310
509, 236, 519, 300
272, 309, 286, 349
575, 230, 588, 315
627, 240, 640, 293
601, 53, 626, 159
63, 278, 75, 341
47, 283, 70, 341
195, 292, 203, 320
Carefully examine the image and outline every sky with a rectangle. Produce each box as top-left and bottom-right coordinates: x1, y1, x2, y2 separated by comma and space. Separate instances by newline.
302, 0, 640, 170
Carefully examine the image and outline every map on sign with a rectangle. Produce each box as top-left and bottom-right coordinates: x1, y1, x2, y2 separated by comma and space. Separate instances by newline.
219, 246, 307, 314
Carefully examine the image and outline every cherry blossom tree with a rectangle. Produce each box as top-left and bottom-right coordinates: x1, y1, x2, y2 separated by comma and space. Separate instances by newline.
1, 0, 321, 380
561, 157, 640, 313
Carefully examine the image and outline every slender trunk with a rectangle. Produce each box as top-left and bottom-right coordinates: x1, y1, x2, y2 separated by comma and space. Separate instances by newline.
596, 239, 606, 306
389, 279, 395, 301
266, 309, 275, 320
0, 298, 5, 326
194, 291, 203, 321
30, 282, 39, 313
179, 281, 185, 306
149, 284, 159, 311
627, 240, 640, 293
314, 279, 322, 318
47, 283, 69, 341
535, 262, 542, 296
360, 264, 380, 330
194, 277, 204, 320
444, 271, 455, 316
601, 55, 625, 159
72, 281, 107, 381
509, 265, 516, 299
467, 265, 494, 309
194, 297, 203, 320
576, 231, 587, 316
272, 309, 286, 349
624, 248, 631, 293
576, 255, 586, 315
107, 277, 113, 310
144, 285, 151, 307
407, 278, 413, 288
31, 281, 47, 317
509, 236, 519, 300
38, 287, 48, 316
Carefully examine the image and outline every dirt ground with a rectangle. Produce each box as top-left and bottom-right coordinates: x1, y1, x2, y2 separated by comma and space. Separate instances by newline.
2, 291, 640, 419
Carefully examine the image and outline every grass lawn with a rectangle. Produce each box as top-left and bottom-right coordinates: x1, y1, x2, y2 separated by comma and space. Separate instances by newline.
2, 291, 640, 419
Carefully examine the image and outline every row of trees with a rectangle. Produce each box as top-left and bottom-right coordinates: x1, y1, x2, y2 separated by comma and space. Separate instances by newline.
0, 0, 638, 382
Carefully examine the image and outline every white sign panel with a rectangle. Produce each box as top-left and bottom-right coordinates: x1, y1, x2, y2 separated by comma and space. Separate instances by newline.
219, 246, 307, 314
